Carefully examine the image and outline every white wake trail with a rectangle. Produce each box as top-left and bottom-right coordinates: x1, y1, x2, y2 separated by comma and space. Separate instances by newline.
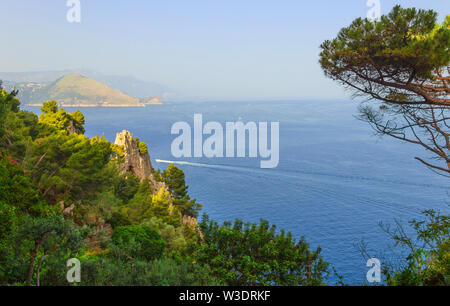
155, 159, 233, 170
154, 159, 448, 190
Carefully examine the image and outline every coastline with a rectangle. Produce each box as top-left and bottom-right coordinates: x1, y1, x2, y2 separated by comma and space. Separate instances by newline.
25, 103, 153, 108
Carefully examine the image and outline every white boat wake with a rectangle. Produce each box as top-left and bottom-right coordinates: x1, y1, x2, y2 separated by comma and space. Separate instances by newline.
154, 159, 448, 190
155, 159, 234, 170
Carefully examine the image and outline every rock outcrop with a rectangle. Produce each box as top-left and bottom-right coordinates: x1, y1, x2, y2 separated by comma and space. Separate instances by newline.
114, 131, 199, 229
114, 130, 165, 192
140, 96, 163, 105
59, 201, 75, 216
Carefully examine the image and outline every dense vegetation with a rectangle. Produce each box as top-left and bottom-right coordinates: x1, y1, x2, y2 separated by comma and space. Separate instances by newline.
0, 84, 330, 286
381, 210, 449, 286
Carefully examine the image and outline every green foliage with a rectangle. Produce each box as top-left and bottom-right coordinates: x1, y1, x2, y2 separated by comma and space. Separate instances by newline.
70, 110, 85, 127
161, 164, 202, 217
319, 5, 449, 105
138, 141, 148, 154
80, 257, 223, 286
24, 133, 112, 204
0, 202, 17, 240
0, 202, 18, 282
113, 173, 140, 203
150, 188, 182, 227
39, 101, 86, 135
143, 217, 187, 254
0, 83, 19, 117
197, 215, 329, 286
380, 210, 450, 286
0, 153, 50, 216
40, 100, 58, 114
112, 225, 165, 261
1, 215, 86, 285
162, 164, 188, 199
91, 190, 123, 224
320, 6, 449, 79
133, 258, 223, 286
120, 182, 154, 225
3, 110, 40, 160
111, 179, 181, 227
133, 136, 149, 154
0, 85, 26, 150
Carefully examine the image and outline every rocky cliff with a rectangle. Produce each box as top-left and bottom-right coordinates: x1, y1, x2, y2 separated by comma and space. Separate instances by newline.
114, 130, 164, 192
114, 130, 197, 228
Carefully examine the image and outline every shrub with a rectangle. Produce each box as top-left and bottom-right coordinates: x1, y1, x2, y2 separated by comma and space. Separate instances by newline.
112, 225, 165, 261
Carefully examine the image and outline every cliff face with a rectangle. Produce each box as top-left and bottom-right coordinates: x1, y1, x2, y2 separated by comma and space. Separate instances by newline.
114, 130, 164, 192
113, 131, 197, 228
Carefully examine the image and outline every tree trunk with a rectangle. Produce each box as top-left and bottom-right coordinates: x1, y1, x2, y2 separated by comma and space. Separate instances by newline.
305, 249, 312, 283
36, 254, 49, 286
26, 240, 40, 286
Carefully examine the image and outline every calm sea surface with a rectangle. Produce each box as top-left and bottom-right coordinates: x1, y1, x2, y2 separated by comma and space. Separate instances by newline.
26, 100, 449, 285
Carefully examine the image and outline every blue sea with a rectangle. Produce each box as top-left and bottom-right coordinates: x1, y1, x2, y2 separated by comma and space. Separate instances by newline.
26, 100, 449, 285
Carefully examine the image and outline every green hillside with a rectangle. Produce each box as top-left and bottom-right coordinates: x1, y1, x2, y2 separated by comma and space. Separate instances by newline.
25, 73, 145, 107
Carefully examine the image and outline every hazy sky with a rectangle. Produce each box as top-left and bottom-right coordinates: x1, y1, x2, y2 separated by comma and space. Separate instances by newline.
1, 0, 449, 101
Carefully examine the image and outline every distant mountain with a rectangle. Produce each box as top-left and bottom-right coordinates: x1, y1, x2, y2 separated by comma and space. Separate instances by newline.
78, 71, 174, 100
3, 73, 163, 107
0, 69, 175, 100
0, 71, 70, 83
